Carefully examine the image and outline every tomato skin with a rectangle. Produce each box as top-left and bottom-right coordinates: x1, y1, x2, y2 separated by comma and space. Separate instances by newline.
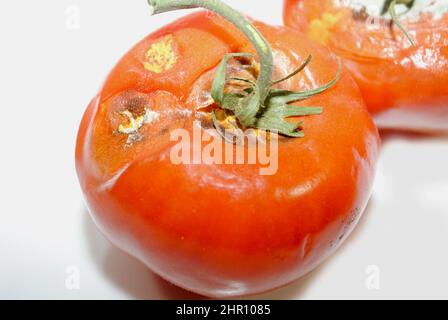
76, 11, 380, 297
284, 0, 448, 133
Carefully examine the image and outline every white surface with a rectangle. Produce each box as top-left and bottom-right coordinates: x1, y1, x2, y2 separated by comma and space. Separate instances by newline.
339, 0, 448, 20
0, 0, 447, 300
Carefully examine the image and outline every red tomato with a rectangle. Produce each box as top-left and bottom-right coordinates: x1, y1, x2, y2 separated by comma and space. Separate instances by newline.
284, 0, 448, 132
76, 11, 379, 297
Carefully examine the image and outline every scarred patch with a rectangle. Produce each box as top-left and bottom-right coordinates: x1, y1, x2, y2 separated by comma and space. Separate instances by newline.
117, 109, 160, 145
143, 35, 177, 73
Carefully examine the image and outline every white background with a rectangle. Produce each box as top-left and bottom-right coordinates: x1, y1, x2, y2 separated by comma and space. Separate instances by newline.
0, 0, 447, 299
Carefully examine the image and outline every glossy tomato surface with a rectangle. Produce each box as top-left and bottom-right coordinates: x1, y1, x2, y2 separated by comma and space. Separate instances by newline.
284, 0, 448, 132
76, 11, 380, 297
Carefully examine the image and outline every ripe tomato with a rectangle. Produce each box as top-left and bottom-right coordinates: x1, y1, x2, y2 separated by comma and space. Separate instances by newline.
76, 10, 379, 297
284, 0, 448, 132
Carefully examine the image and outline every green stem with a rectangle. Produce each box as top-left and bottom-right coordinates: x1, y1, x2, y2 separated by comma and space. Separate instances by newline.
382, 0, 414, 14
147, 0, 274, 103
383, 0, 416, 46
147, 0, 338, 138
389, 0, 415, 46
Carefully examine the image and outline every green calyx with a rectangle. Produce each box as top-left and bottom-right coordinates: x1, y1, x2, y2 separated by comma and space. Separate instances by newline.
148, 0, 341, 137
382, 0, 416, 46
211, 54, 341, 137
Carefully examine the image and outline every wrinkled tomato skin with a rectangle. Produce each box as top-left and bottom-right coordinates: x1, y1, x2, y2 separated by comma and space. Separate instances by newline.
76, 12, 380, 297
284, 0, 448, 133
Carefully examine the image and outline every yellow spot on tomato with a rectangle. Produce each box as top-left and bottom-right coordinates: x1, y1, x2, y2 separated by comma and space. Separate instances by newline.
214, 110, 237, 130
143, 35, 177, 74
308, 12, 342, 45
118, 109, 159, 135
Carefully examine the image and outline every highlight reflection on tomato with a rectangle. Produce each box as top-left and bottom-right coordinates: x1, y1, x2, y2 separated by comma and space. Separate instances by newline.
284, 0, 448, 132
76, 0, 379, 297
